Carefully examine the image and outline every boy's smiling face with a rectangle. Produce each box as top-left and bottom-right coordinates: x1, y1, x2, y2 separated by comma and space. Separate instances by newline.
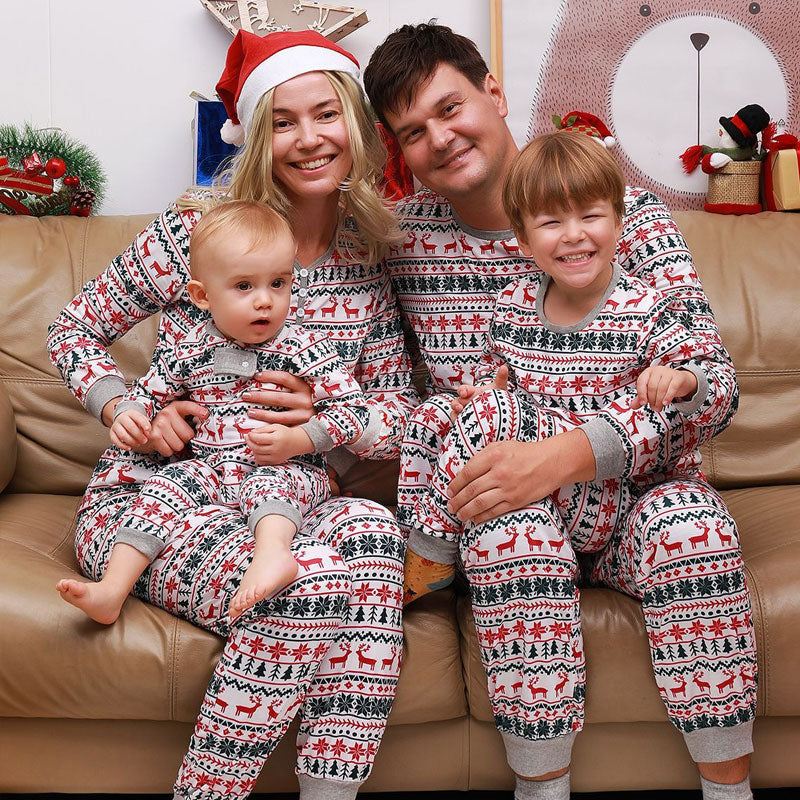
517, 198, 621, 298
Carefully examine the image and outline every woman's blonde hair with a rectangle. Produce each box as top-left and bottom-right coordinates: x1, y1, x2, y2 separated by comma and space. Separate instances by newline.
181, 71, 400, 266
503, 131, 626, 235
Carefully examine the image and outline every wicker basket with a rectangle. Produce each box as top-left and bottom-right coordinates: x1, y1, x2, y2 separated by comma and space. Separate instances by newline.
705, 159, 762, 213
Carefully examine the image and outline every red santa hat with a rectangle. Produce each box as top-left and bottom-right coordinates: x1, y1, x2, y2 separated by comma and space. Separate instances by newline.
216, 30, 361, 146
553, 111, 616, 148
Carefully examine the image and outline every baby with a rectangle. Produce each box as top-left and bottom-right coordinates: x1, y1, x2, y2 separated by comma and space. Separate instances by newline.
58, 200, 374, 622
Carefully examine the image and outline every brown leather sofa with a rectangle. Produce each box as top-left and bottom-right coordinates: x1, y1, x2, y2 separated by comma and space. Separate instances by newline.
1, 210, 798, 794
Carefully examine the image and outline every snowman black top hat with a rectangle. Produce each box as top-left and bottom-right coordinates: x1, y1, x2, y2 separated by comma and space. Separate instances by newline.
719, 104, 770, 148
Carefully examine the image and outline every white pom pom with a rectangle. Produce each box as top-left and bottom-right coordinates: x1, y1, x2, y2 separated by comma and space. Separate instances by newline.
220, 119, 245, 146
603, 136, 616, 148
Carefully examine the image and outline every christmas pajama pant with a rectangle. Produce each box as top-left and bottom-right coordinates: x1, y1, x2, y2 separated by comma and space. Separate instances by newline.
115, 457, 332, 562
76, 448, 405, 799
399, 391, 757, 776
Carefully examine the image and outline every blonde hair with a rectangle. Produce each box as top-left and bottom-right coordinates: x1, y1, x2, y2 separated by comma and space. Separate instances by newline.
189, 200, 294, 277
503, 131, 625, 234
181, 71, 401, 266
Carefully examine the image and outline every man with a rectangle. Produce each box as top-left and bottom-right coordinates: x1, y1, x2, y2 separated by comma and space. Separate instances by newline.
364, 23, 756, 800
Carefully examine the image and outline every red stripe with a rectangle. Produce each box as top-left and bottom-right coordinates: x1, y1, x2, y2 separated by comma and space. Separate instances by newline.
703, 201, 762, 215
729, 115, 753, 141
0, 194, 32, 214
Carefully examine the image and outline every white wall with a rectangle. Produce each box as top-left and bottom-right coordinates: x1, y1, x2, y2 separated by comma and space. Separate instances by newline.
2, 0, 491, 215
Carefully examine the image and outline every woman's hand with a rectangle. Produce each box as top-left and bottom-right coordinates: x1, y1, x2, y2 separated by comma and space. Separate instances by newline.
132, 400, 208, 457
447, 428, 596, 524
244, 370, 314, 427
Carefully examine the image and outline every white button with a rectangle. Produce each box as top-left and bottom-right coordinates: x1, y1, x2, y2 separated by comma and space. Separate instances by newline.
241, 360, 248, 367
297, 309, 305, 317
299, 268, 309, 277
298, 287, 307, 297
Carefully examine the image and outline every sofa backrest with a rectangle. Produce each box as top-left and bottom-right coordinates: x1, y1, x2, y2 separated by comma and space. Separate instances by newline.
675, 210, 800, 488
0, 210, 798, 495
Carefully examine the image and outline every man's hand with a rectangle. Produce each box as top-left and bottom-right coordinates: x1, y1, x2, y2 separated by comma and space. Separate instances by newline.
134, 400, 208, 457
110, 409, 151, 451
631, 366, 697, 412
450, 364, 509, 418
447, 428, 595, 524
247, 423, 315, 465
244, 370, 314, 426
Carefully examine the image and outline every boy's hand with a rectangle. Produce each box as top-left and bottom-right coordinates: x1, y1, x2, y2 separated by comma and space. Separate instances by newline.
632, 366, 698, 412
247, 423, 314, 465
110, 409, 151, 451
450, 364, 509, 418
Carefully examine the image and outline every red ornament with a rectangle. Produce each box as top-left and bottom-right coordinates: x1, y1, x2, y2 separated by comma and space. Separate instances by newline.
45, 158, 67, 179
63, 175, 80, 187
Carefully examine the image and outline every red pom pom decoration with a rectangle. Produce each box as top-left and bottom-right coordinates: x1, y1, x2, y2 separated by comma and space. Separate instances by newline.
63, 175, 80, 187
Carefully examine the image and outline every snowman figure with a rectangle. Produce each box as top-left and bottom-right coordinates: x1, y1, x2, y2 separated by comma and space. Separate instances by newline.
680, 103, 771, 174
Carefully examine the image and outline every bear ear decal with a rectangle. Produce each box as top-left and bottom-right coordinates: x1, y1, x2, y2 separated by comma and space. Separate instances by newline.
552, 114, 563, 128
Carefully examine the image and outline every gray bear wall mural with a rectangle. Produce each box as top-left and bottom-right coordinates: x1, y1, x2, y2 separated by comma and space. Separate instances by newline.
501, 0, 797, 210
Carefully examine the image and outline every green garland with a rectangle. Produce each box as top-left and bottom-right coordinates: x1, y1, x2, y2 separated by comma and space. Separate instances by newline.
0, 123, 106, 215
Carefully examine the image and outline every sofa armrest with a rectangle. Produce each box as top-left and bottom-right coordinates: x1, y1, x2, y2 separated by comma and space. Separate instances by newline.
0, 379, 17, 492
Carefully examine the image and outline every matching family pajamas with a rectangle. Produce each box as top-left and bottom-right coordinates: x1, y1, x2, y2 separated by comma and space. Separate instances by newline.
388, 187, 756, 774
114, 319, 378, 560
48, 203, 418, 798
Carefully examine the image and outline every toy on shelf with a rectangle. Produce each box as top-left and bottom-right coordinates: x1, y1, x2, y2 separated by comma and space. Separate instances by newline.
679, 104, 771, 214
553, 111, 615, 148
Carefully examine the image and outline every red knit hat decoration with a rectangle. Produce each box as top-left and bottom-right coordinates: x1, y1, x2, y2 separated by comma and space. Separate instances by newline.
553, 111, 616, 148
216, 29, 360, 146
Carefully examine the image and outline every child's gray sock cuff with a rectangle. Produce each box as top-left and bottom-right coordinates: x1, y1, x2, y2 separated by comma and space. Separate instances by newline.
700, 775, 753, 800
515, 770, 570, 800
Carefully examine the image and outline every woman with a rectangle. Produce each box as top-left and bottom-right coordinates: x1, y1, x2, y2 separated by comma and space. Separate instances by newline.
48, 30, 417, 800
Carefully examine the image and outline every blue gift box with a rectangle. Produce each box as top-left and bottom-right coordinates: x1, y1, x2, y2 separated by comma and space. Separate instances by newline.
193, 100, 238, 186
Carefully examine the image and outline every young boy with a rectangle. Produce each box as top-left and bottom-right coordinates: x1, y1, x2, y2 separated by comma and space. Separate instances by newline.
57, 200, 374, 623
402, 131, 722, 597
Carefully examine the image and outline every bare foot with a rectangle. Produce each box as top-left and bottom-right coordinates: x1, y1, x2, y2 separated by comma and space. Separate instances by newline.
56, 578, 126, 625
229, 550, 298, 622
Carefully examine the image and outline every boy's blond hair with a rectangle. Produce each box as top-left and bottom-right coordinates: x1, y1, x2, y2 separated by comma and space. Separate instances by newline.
189, 200, 294, 276
503, 132, 626, 234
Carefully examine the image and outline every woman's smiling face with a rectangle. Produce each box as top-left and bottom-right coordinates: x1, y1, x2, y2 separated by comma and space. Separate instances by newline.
270, 71, 353, 203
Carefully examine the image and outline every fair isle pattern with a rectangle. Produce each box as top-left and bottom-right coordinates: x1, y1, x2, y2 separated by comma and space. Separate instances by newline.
421, 390, 755, 740
47, 202, 412, 797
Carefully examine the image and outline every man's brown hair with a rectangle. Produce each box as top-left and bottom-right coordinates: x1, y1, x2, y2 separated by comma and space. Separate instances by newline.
364, 23, 489, 130
502, 132, 626, 234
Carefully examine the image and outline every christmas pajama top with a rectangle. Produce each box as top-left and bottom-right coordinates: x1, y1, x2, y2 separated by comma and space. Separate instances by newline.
477, 264, 717, 484
387, 186, 738, 480
47, 202, 419, 469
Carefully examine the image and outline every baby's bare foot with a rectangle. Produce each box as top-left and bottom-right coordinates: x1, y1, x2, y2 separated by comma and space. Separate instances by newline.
56, 578, 126, 625
229, 551, 298, 622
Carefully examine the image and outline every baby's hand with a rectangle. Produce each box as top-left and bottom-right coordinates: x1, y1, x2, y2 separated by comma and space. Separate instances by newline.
247, 423, 314, 465
450, 364, 509, 418
632, 366, 698, 412
110, 409, 152, 450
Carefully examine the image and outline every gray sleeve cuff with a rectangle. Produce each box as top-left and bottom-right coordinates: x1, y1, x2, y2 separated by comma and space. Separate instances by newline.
116, 527, 163, 562
113, 400, 148, 420
85, 376, 128, 423
581, 417, 626, 481
673, 362, 709, 417
327, 446, 359, 476
346, 406, 382, 454
247, 500, 302, 534
300, 417, 336, 453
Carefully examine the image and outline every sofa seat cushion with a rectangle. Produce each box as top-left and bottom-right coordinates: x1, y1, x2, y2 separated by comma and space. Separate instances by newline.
0, 494, 467, 727
459, 484, 798, 724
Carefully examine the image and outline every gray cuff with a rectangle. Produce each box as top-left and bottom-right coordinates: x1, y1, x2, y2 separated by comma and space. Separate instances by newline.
682, 719, 754, 763
501, 730, 576, 777
581, 417, 626, 481
85, 375, 127, 423
247, 499, 302, 534
346, 406, 382, 454
116, 527, 163, 561
300, 417, 336, 453
673, 362, 709, 418
409, 527, 458, 563
327, 445, 359, 476
113, 400, 148, 420
297, 773, 362, 800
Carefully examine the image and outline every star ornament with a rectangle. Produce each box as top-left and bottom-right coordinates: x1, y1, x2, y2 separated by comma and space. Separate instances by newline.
199, 0, 367, 41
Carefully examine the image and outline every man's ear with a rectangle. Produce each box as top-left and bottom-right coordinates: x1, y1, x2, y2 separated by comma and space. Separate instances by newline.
484, 73, 509, 119
186, 279, 210, 310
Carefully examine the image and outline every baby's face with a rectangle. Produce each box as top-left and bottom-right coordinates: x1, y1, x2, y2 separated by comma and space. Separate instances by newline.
195, 229, 296, 344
